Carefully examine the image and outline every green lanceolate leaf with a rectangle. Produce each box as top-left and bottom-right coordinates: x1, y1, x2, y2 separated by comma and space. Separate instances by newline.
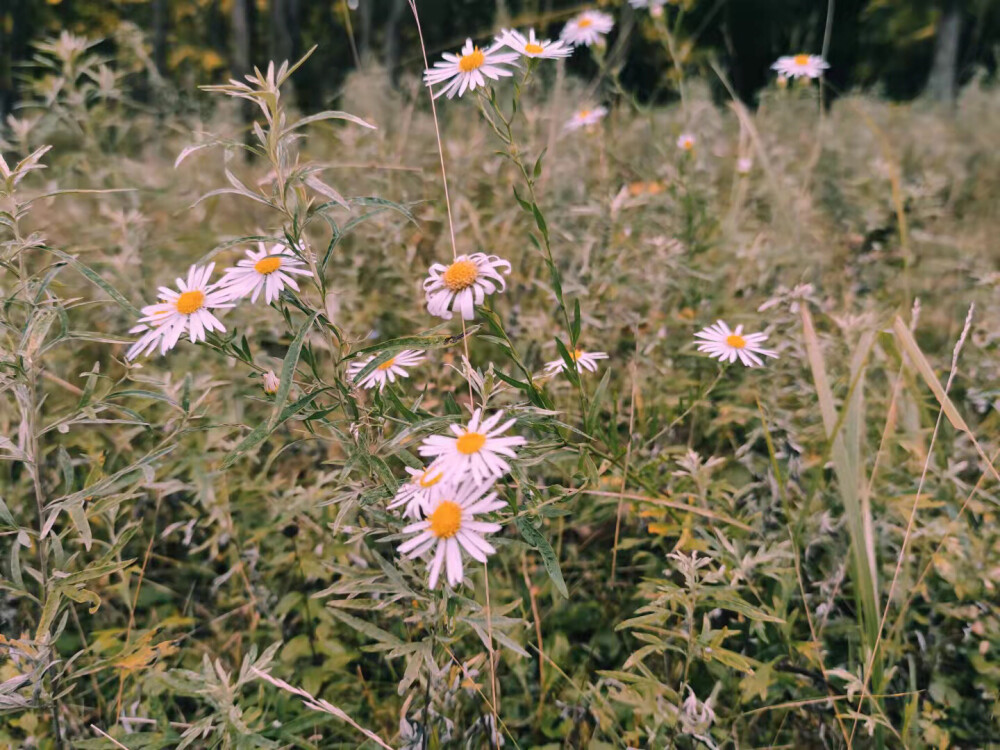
269, 312, 319, 430
516, 517, 568, 598
223, 388, 331, 468
39, 245, 141, 317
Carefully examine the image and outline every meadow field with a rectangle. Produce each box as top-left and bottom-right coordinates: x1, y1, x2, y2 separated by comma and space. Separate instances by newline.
3, 6, 1000, 749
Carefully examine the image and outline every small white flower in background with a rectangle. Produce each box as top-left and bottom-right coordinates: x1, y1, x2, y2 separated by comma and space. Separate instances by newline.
423, 38, 520, 100
499, 29, 572, 60
217, 242, 312, 305
346, 349, 425, 392
262, 370, 280, 394
629, 0, 669, 12
736, 156, 753, 174
677, 133, 696, 152
771, 54, 829, 80
560, 10, 614, 47
694, 320, 778, 367
127, 263, 234, 359
424, 253, 511, 321
396, 478, 506, 589
389, 465, 447, 519
419, 408, 526, 484
544, 348, 609, 375
564, 105, 608, 131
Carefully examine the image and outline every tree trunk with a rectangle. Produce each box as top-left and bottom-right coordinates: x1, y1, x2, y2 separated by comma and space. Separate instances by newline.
232, 0, 253, 77
270, 0, 293, 64
383, 0, 406, 87
927, 1, 962, 103
357, 0, 373, 63
152, 0, 169, 77
1, 0, 36, 126
270, 0, 302, 64
231, 0, 256, 156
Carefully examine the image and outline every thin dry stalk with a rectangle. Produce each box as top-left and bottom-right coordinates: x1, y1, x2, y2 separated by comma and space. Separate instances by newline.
848, 305, 974, 743
610, 332, 639, 583
252, 668, 392, 749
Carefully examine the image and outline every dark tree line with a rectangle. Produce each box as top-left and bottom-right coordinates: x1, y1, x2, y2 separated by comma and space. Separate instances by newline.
2, 0, 998, 122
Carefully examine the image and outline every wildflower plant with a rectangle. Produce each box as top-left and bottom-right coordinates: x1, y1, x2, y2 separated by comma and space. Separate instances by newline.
3, 9, 1000, 750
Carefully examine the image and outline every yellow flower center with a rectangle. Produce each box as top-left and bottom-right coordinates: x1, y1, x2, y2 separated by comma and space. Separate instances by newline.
524, 43, 545, 55
570, 349, 583, 361
175, 290, 205, 315
578, 18, 593, 28
429, 500, 462, 539
377, 357, 396, 371
793, 54, 810, 66
726, 334, 747, 349
682, 139, 694, 150
442, 259, 479, 291
456, 432, 486, 455
254, 256, 282, 275
577, 109, 591, 120
419, 468, 443, 488
459, 47, 485, 73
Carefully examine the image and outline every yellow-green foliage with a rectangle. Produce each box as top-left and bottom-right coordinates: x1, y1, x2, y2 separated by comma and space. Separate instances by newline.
2, 28, 1000, 750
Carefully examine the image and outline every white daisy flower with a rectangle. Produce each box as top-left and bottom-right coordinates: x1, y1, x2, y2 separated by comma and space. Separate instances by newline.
389, 465, 447, 519
423, 253, 511, 321
346, 349, 425, 392
216, 242, 312, 305
677, 133, 696, 151
544, 348, 609, 375
418, 408, 525, 484
126, 264, 233, 359
771, 54, 829, 80
396, 478, 506, 589
262, 369, 280, 394
694, 320, 778, 367
564, 105, 608, 131
560, 10, 614, 47
498, 29, 572, 60
423, 38, 520, 100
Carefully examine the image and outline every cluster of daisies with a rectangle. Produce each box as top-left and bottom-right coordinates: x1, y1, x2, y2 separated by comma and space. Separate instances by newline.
125, 252, 775, 594
121, 8, 799, 591
391, 409, 526, 589
343, 251, 616, 393
421, 11, 614, 134
126, 243, 311, 361
423, 8, 828, 141
421, 12, 619, 94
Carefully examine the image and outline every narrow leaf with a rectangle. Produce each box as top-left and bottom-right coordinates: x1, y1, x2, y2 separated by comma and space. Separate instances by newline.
516, 518, 568, 598
269, 312, 319, 430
